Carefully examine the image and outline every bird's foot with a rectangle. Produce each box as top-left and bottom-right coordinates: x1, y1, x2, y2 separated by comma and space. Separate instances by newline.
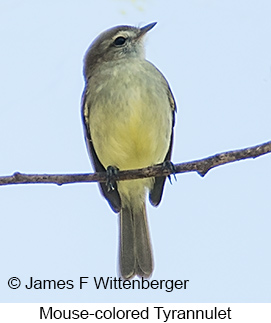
162, 161, 177, 184
106, 166, 119, 192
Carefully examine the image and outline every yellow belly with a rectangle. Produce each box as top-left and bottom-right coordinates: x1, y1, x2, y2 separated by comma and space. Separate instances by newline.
89, 96, 171, 171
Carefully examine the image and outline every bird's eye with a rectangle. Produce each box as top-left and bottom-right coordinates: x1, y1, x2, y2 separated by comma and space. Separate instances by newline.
114, 36, 126, 46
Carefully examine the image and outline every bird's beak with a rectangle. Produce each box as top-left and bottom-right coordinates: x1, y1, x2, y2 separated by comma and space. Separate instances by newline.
138, 22, 157, 38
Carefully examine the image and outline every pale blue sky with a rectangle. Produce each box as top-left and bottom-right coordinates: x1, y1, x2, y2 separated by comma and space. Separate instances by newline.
0, 0, 271, 302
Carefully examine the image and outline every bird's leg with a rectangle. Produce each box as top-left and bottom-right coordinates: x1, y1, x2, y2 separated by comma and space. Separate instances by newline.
106, 165, 119, 192
162, 160, 177, 184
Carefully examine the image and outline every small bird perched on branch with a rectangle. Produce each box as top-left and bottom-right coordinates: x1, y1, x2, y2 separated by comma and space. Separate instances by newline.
81, 22, 176, 279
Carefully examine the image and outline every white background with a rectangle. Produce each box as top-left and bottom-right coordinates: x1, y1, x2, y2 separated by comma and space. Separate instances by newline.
1, 304, 271, 322
0, 0, 271, 302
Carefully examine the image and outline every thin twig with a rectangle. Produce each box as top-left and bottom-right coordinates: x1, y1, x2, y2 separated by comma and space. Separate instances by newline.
0, 140, 270, 186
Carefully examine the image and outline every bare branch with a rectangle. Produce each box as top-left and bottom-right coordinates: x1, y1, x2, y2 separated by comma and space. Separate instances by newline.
1, 140, 270, 186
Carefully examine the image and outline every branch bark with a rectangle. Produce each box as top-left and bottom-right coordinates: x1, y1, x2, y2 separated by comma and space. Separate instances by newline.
0, 140, 270, 186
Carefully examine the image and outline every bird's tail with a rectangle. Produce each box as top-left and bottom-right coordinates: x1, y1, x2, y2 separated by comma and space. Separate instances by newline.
119, 200, 153, 279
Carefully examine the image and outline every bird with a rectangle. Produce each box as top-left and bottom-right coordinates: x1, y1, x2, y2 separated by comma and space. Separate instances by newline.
81, 22, 176, 279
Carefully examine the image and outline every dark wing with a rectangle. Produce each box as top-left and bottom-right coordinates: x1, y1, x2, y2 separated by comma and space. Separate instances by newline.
81, 85, 121, 213
149, 84, 176, 207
